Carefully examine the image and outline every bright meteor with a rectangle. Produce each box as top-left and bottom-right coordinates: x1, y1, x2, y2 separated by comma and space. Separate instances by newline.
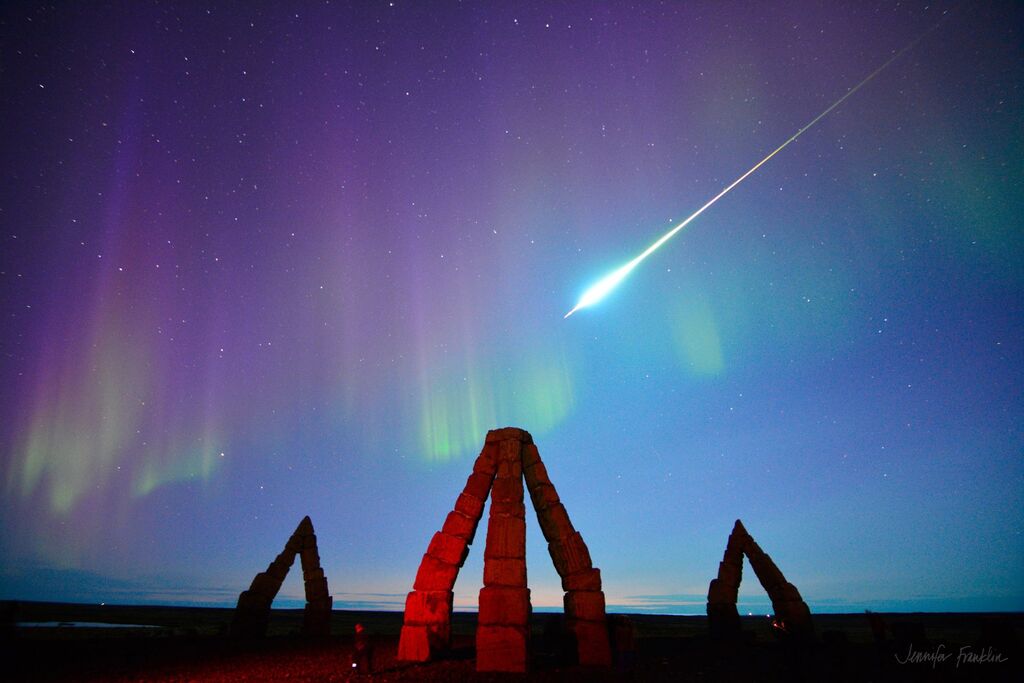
563, 27, 936, 320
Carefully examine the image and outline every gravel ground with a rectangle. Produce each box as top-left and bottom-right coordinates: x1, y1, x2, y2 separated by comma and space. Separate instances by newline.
4, 605, 1020, 682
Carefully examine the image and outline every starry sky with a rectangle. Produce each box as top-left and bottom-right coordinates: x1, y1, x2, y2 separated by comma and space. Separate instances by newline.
1, 1, 1021, 615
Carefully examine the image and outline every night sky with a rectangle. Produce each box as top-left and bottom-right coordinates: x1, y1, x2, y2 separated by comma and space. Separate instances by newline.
1, 1, 1022, 615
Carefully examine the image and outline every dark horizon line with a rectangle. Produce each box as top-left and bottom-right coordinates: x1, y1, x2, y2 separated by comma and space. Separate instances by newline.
4, 597, 1022, 618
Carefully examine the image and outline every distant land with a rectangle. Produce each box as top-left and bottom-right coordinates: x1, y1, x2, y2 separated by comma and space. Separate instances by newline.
2, 601, 1020, 681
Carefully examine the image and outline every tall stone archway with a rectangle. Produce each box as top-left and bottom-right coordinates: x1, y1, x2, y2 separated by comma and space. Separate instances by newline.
706, 519, 813, 638
398, 427, 611, 672
232, 515, 333, 637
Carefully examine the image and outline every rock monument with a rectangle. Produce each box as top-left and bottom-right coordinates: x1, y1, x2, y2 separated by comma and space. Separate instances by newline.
706, 519, 814, 639
398, 427, 611, 672
231, 515, 333, 637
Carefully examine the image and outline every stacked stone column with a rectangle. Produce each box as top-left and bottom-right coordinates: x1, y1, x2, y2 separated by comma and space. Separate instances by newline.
397, 443, 496, 661
477, 430, 532, 672
524, 442, 611, 666
706, 519, 746, 637
232, 516, 332, 637
298, 520, 332, 636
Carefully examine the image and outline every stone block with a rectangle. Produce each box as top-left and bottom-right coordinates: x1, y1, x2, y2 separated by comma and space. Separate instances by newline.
707, 578, 738, 603
773, 581, 804, 603
441, 510, 480, 543
303, 566, 324, 582
490, 499, 526, 517
476, 624, 529, 672
429, 620, 452, 644
455, 491, 486, 519
491, 476, 524, 503
745, 540, 788, 593
565, 590, 606, 621
523, 461, 551, 489
536, 503, 575, 543
484, 558, 527, 587
716, 561, 742, 585
463, 471, 494, 500
486, 427, 532, 444
723, 544, 745, 565
286, 536, 303, 553
413, 553, 460, 591
305, 576, 329, 599
571, 618, 612, 666
528, 482, 560, 511
484, 515, 526, 559
496, 457, 522, 480
398, 624, 432, 661
249, 572, 280, 596
472, 445, 498, 475
299, 547, 320, 570
427, 531, 469, 567
746, 543, 782, 574
303, 533, 317, 549
495, 438, 524, 458
399, 617, 452, 659
495, 436, 522, 458
521, 443, 540, 468
479, 586, 531, 626
403, 590, 454, 625
548, 532, 592, 576
760, 576, 786, 595
266, 560, 290, 582
562, 568, 602, 592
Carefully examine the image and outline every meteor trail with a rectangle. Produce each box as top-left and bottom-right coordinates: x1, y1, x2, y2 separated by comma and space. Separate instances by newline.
563, 24, 939, 319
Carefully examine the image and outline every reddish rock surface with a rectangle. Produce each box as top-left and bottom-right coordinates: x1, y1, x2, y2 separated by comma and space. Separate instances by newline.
399, 427, 612, 671
476, 624, 530, 672
398, 441, 499, 661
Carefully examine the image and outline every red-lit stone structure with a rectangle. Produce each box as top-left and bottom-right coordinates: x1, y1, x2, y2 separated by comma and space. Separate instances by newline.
706, 519, 814, 639
231, 515, 333, 637
398, 427, 611, 672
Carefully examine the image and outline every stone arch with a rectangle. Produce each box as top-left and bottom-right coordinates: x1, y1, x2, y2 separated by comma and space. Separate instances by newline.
398, 427, 611, 672
706, 519, 813, 638
231, 515, 333, 637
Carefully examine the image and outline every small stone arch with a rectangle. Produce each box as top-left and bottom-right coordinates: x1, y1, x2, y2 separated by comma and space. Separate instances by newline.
398, 427, 611, 672
706, 519, 813, 638
231, 515, 333, 637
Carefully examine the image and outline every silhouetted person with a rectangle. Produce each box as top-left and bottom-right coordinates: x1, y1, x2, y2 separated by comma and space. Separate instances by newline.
353, 622, 373, 674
